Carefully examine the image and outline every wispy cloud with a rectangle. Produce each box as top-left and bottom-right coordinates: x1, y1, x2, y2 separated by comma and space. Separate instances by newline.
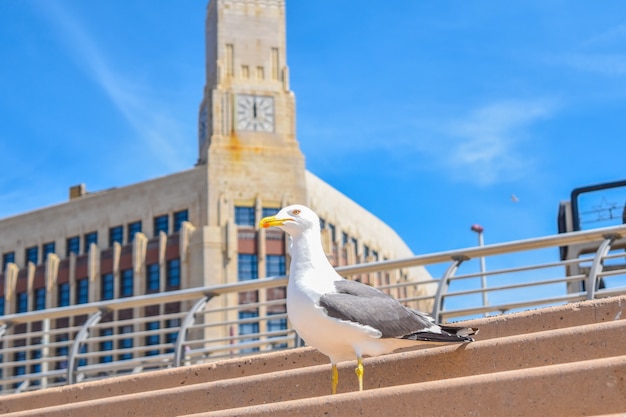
418, 99, 557, 186
561, 53, 626, 76
35, 3, 189, 171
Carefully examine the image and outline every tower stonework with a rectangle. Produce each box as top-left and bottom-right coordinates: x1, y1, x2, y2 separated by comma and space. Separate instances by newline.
197, 0, 305, 221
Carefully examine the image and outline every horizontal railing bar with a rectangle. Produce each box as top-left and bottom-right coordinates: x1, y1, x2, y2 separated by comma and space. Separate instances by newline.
335, 224, 626, 276
445, 275, 587, 298
440, 293, 588, 320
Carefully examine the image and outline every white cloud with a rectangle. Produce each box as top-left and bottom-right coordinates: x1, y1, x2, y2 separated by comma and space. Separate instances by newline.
35, 3, 189, 171
419, 99, 556, 186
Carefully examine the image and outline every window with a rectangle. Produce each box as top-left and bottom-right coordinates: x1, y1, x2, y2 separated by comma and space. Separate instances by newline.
266, 255, 285, 277
267, 312, 288, 348
262, 207, 278, 218
235, 206, 255, 226
154, 215, 169, 236
58, 283, 70, 307
42, 242, 56, 258
372, 250, 379, 261
342, 232, 349, 246
76, 278, 89, 304
0, 296, 5, 315
118, 325, 134, 361
34, 288, 46, 311
99, 328, 114, 363
173, 210, 189, 232
109, 226, 123, 247
166, 259, 180, 289
328, 223, 336, 242
238, 311, 259, 353
364, 245, 370, 258
13, 351, 26, 385
128, 221, 142, 242
238, 254, 258, 281
84, 232, 98, 253
146, 264, 160, 292
101, 273, 114, 301
66, 236, 80, 256
145, 321, 160, 356
351, 237, 358, 258
165, 318, 180, 353
30, 350, 42, 385
25, 246, 38, 265
2, 252, 15, 270
120, 269, 133, 298
55, 335, 69, 374
16, 292, 28, 313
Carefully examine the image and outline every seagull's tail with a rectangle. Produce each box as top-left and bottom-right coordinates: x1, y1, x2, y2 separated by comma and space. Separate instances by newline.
440, 324, 479, 341
402, 325, 479, 343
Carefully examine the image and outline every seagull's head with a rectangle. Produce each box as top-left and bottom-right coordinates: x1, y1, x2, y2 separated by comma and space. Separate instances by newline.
259, 204, 320, 237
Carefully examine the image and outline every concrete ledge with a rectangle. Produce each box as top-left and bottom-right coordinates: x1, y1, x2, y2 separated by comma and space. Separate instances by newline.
193, 355, 626, 417
4, 317, 625, 417
2, 296, 625, 416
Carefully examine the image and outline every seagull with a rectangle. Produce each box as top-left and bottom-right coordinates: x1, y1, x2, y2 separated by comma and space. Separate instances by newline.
259, 204, 478, 394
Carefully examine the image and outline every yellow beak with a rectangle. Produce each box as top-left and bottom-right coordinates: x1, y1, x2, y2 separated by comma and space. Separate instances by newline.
259, 215, 292, 229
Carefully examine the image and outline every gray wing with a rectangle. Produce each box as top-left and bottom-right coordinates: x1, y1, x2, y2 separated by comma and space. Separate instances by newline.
318, 279, 437, 339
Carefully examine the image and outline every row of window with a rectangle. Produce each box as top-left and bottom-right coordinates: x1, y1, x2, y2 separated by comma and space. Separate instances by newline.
235, 206, 278, 227
235, 205, 378, 261
237, 254, 285, 281
0, 259, 181, 315
1, 210, 189, 269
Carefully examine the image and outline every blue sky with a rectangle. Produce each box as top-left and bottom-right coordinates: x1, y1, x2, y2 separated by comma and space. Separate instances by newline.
1, 1, 625, 290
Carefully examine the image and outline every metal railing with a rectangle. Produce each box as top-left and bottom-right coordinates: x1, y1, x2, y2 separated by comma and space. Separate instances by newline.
1, 224, 626, 395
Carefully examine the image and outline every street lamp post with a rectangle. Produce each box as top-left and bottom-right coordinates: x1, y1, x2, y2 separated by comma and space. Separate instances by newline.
471, 224, 489, 314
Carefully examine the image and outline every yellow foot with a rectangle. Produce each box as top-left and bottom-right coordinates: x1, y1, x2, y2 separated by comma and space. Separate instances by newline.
332, 364, 339, 395
355, 357, 364, 391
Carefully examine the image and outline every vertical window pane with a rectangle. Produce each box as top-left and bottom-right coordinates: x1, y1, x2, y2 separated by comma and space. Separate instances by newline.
76, 279, 89, 304
128, 221, 142, 242
120, 269, 133, 298
118, 325, 133, 361
0, 296, 5, 315
100, 328, 113, 363
101, 273, 114, 301
109, 226, 123, 247
173, 210, 189, 232
58, 283, 70, 307
25, 246, 38, 265
238, 310, 259, 353
147, 264, 160, 292
154, 214, 169, 236
266, 255, 285, 277
145, 321, 160, 356
34, 288, 46, 311
261, 207, 278, 218
16, 292, 28, 313
238, 254, 258, 281
2, 252, 15, 270
84, 232, 97, 253
166, 259, 180, 289
42, 242, 56, 257
66, 236, 80, 257
235, 206, 255, 226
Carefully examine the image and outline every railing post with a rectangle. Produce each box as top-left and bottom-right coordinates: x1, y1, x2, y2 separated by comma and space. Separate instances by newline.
0, 323, 8, 338
432, 255, 469, 323
173, 296, 211, 367
586, 234, 620, 300
67, 311, 103, 385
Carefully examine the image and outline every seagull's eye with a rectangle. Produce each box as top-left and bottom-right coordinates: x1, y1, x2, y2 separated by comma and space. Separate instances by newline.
292, 209, 301, 216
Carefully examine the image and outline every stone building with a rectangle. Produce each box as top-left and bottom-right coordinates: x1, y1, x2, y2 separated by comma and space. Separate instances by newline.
0, 0, 431, 355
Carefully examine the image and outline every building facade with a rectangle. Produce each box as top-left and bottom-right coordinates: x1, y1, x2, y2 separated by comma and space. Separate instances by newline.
0, 0, 431, 372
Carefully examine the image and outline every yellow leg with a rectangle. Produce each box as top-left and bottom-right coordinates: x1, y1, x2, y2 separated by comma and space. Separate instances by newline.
331, 364, 339, 395
355, 357, 364, 391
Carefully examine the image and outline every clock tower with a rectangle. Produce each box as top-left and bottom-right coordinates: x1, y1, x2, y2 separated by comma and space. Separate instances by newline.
198, 0, 306, 225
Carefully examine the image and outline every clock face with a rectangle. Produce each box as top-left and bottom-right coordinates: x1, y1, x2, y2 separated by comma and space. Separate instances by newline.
235, 94, 274, 132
